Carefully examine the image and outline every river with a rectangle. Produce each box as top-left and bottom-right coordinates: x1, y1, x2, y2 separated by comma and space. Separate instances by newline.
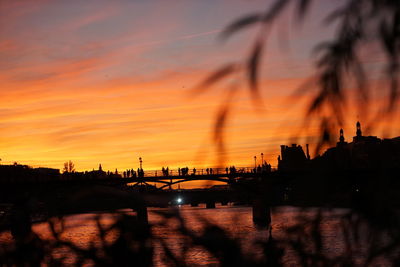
0, 205, 397, 266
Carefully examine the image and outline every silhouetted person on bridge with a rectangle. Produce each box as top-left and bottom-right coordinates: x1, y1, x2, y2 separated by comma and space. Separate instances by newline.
193, 168, 196, 175
229, 166, 237, 174
178, 168, 181, 176
210, 168, 213, 174
226, 167, 229, 174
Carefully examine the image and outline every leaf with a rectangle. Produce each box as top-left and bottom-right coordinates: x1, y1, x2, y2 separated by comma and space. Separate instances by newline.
214, 105, 229, 142
219, 13, 262, 40
290, 77, 317, 97
313, 41, 333, 56
307, 92, 325, 115
247, 40, 264, 95
388, 74, 398, 111
193, 63, 237, 94
324, 8, 345, 24
352, 57, 368, 103
296, 0, 312, 23
379, 20, 395, 55
262, 0, 289, 23
213, 89, 236, 144
314, 117, 333, 155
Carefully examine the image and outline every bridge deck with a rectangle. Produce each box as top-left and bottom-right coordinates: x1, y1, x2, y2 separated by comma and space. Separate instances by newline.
120, 172, 264, 183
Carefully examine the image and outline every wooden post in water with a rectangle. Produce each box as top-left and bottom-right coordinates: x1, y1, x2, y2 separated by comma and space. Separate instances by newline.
206, 200, 216, 209
252, 198, 271, 227
136, 205, 148, 224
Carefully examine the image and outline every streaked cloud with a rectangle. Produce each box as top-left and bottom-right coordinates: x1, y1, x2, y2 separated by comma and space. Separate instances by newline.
0, 0, 393, 188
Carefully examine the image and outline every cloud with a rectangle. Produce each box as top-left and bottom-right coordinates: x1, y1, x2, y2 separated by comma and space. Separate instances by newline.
3, 0, 391, 189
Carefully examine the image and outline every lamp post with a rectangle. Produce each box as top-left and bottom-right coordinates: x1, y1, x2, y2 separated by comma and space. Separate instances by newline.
139, 157, 142, 170
261, 153, 264, 165
254, 156, 257, 168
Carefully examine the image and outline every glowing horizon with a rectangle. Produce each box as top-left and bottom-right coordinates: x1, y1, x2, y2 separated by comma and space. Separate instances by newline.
1, 0, 399, 187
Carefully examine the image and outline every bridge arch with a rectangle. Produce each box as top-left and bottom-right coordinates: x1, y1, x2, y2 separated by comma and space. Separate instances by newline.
158, 177, 231, 190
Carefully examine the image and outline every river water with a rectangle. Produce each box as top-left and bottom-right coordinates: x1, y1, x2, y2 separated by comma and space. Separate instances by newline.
0, 205, 396, 266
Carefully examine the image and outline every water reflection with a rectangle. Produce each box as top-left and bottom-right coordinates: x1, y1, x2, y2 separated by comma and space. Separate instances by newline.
0, 205, 394, 266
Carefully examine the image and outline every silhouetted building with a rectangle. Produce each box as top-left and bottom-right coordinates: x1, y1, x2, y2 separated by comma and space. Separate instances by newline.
0, 164, 60, 183
338, 128, 346, 145
278, 122, 400, 172
306, 144, 311, 160
278, 144, 309, 172
312, 122, 400, 171
34, 167, 60, 181
86, 166, 107, 179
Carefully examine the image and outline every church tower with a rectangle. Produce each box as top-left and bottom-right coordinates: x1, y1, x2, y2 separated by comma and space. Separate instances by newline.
339, 128, 345, 143
337, 128, 348, 146
356, 121, 362, 138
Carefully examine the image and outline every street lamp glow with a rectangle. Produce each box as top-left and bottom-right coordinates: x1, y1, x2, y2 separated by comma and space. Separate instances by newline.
139, 157, 143, 169
176, 197, 183, 204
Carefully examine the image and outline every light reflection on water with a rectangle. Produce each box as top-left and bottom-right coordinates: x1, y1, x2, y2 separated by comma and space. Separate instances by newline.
1, 205, 391, 266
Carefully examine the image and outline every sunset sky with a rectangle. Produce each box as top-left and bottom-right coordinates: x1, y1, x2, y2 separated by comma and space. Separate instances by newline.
1, 0, 397, 181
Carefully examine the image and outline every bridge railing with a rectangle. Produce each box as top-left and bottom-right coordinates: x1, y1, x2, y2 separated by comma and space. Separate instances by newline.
124, 166, 277, 178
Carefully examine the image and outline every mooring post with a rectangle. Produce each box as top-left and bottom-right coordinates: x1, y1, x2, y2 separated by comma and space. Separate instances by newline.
252, 198, 271, 227
136, 205, 148, 224
206, 200, 216, 209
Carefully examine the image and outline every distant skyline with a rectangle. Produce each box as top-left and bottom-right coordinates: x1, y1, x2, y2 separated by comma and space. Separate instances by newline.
0, 0, 397, 175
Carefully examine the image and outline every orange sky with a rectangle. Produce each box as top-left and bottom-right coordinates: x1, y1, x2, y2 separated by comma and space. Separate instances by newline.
1, 1, 398, 188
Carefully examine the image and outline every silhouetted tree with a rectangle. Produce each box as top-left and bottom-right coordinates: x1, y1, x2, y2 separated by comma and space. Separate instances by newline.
63, 160, 75, 173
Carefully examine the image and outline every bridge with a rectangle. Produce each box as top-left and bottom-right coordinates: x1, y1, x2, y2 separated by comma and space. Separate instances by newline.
0, 165, 279, 228
113, 166, 276, 189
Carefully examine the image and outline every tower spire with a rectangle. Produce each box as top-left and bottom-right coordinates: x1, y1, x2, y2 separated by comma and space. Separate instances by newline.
356, 121, 362, 137
339, 128, 345, 143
